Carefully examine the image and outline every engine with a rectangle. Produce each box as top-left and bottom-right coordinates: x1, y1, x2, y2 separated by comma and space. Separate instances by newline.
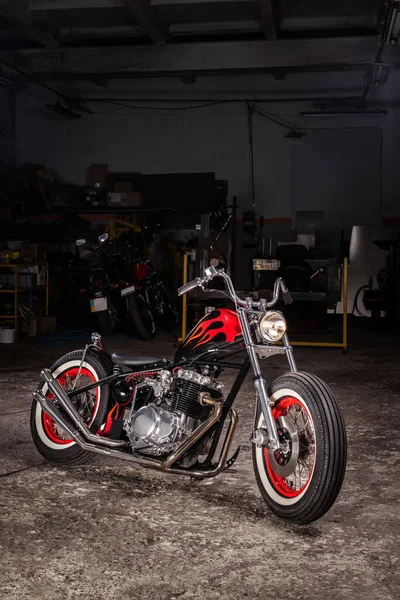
123, 368, 223, 457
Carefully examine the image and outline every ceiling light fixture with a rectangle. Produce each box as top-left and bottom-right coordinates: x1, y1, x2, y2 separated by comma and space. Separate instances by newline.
45, 102, 82, 120
0, 75, 14, 86
299, 109, 388, 117
285, 130, 305, 141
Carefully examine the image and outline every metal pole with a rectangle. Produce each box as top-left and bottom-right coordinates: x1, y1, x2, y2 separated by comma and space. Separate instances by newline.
384, 4, 398, 45
178, 254, 188, 342
14, 265, 17, 341
231, 196, 237, 282
343, 257, 348, 350
45, 263, 49, 316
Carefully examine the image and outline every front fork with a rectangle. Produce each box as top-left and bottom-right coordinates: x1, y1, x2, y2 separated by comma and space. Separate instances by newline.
237, 308, 297, 450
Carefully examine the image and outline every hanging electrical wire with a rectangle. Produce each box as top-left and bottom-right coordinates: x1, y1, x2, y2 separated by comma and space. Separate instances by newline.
0, 56, 91, 114
92, 99, 235, 111
252, 105, 303, 136
245, 100, 256, 211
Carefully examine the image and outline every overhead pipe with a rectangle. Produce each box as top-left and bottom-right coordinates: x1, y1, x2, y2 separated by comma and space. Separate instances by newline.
384, 0, 400, 45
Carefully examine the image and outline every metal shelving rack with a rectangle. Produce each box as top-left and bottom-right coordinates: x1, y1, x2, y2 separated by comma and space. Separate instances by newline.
0, 263, 49, 340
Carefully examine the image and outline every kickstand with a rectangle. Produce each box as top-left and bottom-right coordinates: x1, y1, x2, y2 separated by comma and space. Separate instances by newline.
223, 446, 241, 472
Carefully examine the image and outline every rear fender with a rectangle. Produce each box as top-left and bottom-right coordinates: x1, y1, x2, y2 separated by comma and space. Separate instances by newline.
88, 347, 113, 376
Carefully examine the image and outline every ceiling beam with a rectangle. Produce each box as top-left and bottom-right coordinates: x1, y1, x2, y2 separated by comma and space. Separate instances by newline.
31, 0, 125, 9
3, 37, 378, 77
0, 0, 57, 48
59, 20, 262, 43
122, 0, 169, 44
258, 0, 280, 40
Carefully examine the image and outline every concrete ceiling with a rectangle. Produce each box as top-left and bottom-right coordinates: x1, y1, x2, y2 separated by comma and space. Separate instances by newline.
0, 0, 382, 46
0, 0, 398, 78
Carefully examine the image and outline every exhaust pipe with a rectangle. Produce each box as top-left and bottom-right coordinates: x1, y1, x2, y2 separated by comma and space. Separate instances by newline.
34, 371, 238, 479
34, 388, 164, 467
40, 369, 126, 448
33, 390, 84, 445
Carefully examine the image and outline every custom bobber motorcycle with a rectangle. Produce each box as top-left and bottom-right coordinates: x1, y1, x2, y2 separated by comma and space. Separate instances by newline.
31, 267, 347, 525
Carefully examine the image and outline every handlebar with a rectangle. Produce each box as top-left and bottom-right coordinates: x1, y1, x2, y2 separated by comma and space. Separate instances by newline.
177, 278, 204, 296
178, 266, 292, 310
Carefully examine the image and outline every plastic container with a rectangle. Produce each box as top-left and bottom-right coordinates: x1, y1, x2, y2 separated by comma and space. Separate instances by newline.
0, 328, 15, 343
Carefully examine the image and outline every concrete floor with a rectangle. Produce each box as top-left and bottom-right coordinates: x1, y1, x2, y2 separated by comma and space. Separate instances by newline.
0, 327, 399, 600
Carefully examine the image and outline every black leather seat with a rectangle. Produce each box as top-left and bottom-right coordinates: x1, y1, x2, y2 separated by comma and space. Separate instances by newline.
111, 354, 168, 369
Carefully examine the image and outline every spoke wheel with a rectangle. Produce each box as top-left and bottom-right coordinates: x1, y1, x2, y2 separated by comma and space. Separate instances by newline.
252, 372, 347, 525
30, 350, 110, 465
42, 368, 99, 445
265, 397, 315, 498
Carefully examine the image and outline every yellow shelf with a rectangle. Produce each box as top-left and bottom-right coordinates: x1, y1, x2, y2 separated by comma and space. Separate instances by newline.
0, 263, 48, 268
0, 263, 49, 340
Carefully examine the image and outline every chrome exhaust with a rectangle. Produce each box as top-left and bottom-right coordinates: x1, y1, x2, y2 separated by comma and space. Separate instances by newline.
34, 371, 238, 479
40, 369, 126, 448
162, 392, 222, 469
33, 390, 84, 445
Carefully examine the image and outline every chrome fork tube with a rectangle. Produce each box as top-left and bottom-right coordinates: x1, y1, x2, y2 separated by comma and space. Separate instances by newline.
283, 333, 297, 372
237, 308, 280, 449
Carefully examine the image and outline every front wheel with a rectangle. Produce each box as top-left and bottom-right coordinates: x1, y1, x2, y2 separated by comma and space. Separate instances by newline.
252, 372, 347, 525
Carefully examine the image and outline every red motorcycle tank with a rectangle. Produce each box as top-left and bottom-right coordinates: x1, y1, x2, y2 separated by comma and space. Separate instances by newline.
133, 262, 151, 281
175, 308, 242, 361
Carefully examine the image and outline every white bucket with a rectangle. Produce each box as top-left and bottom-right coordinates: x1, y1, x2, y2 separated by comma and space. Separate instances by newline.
0, 328, 15, 343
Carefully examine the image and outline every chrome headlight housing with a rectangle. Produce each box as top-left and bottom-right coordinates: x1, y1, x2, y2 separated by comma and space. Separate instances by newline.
259, 311, 287, 343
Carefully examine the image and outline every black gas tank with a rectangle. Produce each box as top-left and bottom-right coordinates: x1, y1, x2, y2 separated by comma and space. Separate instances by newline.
175, 308, 242, 361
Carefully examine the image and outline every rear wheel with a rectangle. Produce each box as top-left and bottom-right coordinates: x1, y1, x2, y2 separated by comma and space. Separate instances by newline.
96, 296, 117, 336
159, 282, 179, 325
164, 297, 179, 325
30, 350, 109, 465
128, 292, 156, 340
252, 372, 347, 524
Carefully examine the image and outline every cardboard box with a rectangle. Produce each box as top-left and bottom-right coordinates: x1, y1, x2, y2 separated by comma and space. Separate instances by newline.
86, 164, 108, 188
28, 316, 56, 337
19, 265, 46, 286
38, 316, 56, 334
107, 192, 144, 207
20, 243, 46, 264
57, 184, 82, 207
28, 319, 38, 337
114, 181, 133, 193
0, 205, 10, 223
108, 192, 125, 205
125, 192, 143, 207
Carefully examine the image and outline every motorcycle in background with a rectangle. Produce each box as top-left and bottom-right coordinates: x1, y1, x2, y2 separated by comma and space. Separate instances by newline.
77, 231, 178, 339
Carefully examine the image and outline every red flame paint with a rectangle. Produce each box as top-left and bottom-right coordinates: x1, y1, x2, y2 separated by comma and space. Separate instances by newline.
183, 309, 242, 349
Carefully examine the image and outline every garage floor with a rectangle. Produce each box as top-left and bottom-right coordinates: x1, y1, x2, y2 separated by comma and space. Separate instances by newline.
0, 328, 399, 600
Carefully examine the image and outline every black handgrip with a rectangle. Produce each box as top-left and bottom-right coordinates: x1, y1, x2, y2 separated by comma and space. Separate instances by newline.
282, 289, 293, 305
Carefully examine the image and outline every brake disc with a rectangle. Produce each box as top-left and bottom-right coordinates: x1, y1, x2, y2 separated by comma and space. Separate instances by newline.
268, 416, 299, 478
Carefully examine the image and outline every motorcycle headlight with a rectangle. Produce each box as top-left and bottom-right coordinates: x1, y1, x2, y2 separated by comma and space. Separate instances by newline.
259, 311, 287, 343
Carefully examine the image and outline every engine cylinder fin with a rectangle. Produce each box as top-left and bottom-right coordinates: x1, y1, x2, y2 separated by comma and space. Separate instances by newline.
169, 379, 221, 420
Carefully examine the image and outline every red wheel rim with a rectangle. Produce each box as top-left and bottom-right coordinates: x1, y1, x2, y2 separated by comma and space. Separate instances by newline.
42, 367, 99, 445
263, 396, 315, 498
